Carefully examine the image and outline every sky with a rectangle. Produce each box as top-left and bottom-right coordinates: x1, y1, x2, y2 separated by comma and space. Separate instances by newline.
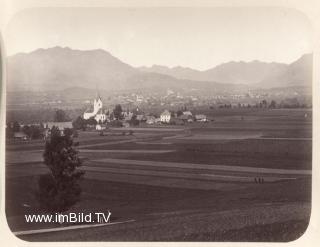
4, 7, 313, 70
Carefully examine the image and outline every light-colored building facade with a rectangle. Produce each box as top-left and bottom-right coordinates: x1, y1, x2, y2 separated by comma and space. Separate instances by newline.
160, 110, 171, 123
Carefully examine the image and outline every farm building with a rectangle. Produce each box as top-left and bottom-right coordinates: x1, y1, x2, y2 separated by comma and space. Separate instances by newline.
182, 111, 193, 116
195, 114, 208, 122
96, 124, 107, 130
44, 122, 73, 136
13, 132, 29, 140
160, 110, 171, 123
146, 116, 156, 124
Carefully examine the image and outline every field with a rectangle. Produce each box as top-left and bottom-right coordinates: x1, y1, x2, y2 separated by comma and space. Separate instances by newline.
5, 108, 312, 241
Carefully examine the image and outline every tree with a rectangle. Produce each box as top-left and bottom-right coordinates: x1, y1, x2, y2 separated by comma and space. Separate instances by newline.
22, 125, 42, 139
22, 125, 32, 137
54, 109, 69, 122
129, 115, 139, 126
13, 121, 20, 132
86, 117, 97, 126
6, 124, 14, 139
73, 116, 86, 130
261, 100, 268, 108
113, 104, 123, 120
37, 127, 85, 213
29, 125, 42, 139
64, 128, 74, 137
176, 110, 183, 117
269, 100, 277, 109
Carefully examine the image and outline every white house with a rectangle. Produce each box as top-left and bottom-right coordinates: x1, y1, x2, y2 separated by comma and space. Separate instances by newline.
195, 114, 208, 122
183, 111, 193, 116
83, 95, 107, 123
96, 123, 109, 130
160, 110, 171, 123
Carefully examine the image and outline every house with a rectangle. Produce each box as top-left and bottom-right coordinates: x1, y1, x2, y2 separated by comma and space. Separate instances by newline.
155, 118, 162, 124
136, 114, 146, 122
182, 111, 193, 116
123, 111, 133, 121
146, 116, 156, 125
96, 124, 107, 131
195, 114, 208, 122
45, 122, 73, 136
160, 110, 171, 123
179, 114, 189, 121
13, 132, 29, 140
122, 122, 130, 128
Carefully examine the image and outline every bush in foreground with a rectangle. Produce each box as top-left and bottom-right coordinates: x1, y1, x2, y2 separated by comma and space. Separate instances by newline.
36, 127, 85, 213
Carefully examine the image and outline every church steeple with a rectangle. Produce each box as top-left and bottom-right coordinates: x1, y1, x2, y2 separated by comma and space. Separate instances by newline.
95, 85, 101, 100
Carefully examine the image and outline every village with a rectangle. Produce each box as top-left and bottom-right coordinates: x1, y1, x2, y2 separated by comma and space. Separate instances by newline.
6, 94, 210, 141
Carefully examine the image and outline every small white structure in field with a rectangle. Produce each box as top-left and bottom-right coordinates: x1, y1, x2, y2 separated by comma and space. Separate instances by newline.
160, 110, 171, 123
195, 114, 208, 122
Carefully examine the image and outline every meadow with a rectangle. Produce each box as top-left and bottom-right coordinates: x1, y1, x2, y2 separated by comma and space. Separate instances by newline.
5, 108, 312, 241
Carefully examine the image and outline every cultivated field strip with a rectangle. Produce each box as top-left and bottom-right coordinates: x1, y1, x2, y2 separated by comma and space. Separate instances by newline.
91, 158, 311, 176
81, 165, 295, 183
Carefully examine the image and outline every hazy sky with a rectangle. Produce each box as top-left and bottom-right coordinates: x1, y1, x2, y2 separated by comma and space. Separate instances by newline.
4, 7, 313, 70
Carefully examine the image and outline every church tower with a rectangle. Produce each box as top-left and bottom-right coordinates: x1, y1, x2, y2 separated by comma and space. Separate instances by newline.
93, 96, 103, 115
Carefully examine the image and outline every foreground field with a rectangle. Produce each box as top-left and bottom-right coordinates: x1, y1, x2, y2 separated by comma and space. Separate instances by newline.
5, 108, 312, 241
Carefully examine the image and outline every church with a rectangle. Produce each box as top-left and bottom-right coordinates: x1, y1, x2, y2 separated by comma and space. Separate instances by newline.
83, 95, 107, 123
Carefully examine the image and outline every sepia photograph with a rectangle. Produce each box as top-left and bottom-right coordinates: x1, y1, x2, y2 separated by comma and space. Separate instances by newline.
2, 4, 315, 242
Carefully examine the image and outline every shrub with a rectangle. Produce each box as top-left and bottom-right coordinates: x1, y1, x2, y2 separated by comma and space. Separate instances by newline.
36, 127, 85, 213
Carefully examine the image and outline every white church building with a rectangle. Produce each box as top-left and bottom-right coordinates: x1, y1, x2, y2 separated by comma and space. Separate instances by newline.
83, 95, 107, 123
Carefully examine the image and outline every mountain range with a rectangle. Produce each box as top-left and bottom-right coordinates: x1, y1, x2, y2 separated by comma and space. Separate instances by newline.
6, 46, 312, 92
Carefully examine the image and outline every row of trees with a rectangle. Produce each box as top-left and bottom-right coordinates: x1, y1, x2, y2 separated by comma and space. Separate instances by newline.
6, 122, 44, 139
7, 110, 72, 140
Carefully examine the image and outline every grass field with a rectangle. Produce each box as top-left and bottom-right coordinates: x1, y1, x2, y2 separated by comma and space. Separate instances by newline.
5, 108, 312, 241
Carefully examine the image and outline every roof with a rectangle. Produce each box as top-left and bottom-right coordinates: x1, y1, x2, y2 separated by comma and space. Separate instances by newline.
160, 110, 171, 116
14, 132, 28, 138
183, 111, 193, 116
45, 122, 73, 130
195, 114, 207, 119
85, 106, 94, 113
179, 115, 189, 120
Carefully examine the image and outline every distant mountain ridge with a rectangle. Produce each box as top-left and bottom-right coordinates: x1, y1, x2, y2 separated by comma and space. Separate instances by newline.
7, 46, 312, 92
139, 54, 312, 87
